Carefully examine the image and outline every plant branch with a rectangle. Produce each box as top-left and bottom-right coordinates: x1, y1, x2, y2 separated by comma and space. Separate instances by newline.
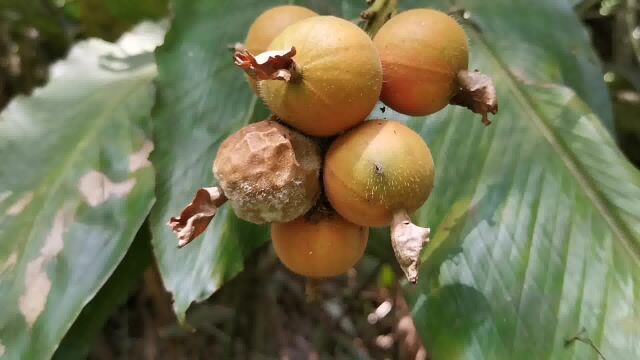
564, 328, 608, 360
361, 0, 398, 37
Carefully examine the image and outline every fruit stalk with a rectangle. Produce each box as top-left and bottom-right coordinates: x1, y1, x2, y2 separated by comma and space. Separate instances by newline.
361, 0, 398, 37
390, 209, 430, 284
168, 186, 228, 248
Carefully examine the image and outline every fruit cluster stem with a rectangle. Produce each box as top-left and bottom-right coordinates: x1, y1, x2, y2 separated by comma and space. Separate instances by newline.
390, 209, 430, 284
361, 0, 398, 37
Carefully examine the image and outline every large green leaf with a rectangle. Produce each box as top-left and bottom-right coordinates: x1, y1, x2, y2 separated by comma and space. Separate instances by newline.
149, 0, 280, 322
52, 224, 153, 360
0, 23, 163, 360
396, 2, 640, 359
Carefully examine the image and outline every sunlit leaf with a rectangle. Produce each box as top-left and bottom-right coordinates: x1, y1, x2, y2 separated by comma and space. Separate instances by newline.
0, 22, 164, 360
394, 2, 640, 358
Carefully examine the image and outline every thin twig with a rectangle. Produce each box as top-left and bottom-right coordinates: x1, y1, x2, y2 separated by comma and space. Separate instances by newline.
361, 0, 398, 37
564, 328, 608, 360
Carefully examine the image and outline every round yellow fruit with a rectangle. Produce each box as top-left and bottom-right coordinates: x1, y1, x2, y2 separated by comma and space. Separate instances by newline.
271, 213, 368, 278
374, 9, 468, 116
244, 5, 318, 92
323, 120, 435, 227
259, 16, 383, 137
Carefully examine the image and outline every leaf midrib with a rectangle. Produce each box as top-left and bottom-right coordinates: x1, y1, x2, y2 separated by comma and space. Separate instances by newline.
467, 29, 640, 266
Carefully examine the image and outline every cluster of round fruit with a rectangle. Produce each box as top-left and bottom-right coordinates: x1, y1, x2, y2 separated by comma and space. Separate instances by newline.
170, 4, 497, 283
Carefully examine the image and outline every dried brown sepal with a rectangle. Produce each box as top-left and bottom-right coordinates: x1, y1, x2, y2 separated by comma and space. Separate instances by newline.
233, 47, 299, 82
168, 187, 228, 248
361, 0, 398, 37
450, 69, 498, 126
391, 209, 430, 284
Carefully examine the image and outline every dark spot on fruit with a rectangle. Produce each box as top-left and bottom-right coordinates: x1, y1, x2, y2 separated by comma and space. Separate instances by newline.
380, 106, 386, 113
374, 162, 384, 175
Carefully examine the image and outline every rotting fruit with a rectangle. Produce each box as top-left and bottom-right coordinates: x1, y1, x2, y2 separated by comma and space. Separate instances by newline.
243, 5, 318, 92
271, 210, 368, 278
213, 120, 321, 224
373, 9, 469, 116
324, 120, 434, 227
169, 120, 322, 247
235, 16, 383, 137
324, 120, 434, 283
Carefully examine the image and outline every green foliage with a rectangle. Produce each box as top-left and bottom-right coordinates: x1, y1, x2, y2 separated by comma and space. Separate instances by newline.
53, 225, 153, 360
148, 0, 278, 323
0, 23, 162, 359
400, 2, 640, 358
0, 0, 639, 359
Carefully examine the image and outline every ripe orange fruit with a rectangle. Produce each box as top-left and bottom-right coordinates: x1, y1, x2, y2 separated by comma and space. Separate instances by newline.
244, 6, 318, 92
323, 120, 435, 227
259, 16, 383, 137
373, 9, 469, 116
271, 212, 368, 278
245, 5, 318, 56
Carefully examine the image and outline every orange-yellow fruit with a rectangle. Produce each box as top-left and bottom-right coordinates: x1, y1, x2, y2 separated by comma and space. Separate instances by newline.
213, 120, 321, 224
271, 213, 368, 278
245, 5, 318, 55
259, 16, 383, 137
373, 9, 469, 116
323, 120, 435, 227
244, 5, 318, 92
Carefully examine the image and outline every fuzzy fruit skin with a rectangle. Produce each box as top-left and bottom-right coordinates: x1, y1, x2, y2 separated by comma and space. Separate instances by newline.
213, 120, 321, 224
259, 16, 383, 137
245, 5, 318, 55
271, 214, 368, 278
323, 120, 434, 227
245, 5, 317, 92
373, 9, 468, 116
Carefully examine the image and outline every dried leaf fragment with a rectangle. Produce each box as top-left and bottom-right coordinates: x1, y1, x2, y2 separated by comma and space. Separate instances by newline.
391, 209, 430, 284
168, 187, 227, 248
233, 47, 299, 82
450, 69, 498, 125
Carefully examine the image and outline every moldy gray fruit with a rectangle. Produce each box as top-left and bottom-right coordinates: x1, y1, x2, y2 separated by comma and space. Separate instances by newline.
213, 120, 321, 223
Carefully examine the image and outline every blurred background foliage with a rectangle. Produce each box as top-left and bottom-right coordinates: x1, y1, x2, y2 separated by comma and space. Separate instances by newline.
0, 0, 167, 108
0, 0, 638, 358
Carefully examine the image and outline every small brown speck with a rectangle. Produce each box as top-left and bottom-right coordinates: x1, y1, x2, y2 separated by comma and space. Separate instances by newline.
374, 162, 384, 175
